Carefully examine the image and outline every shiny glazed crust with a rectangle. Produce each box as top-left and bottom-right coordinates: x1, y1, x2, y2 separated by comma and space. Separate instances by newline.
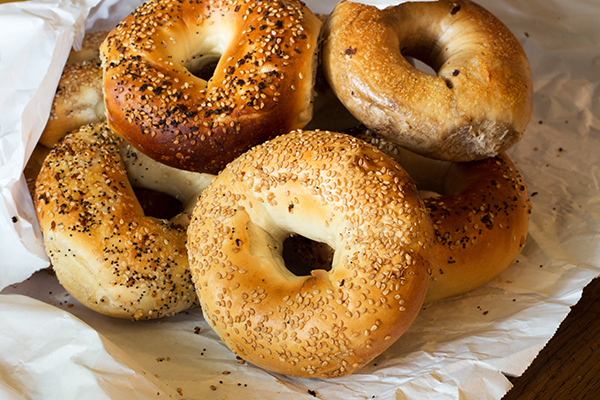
347, 127, 531, 303
100, 0, 323, 174
34, 123, 214, 319
187, 129, 433, 378
322, 0, 533, 162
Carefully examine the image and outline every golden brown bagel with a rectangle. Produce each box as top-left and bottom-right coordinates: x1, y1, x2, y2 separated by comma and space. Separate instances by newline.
34, 122, 214, 320
24, 145, 51, 199
100, 0, 322, 174
423, 154, 531, 302
40, 61, 105, 147
187, 129, 433, 378
41, 30, 109, 147
347, 127, 531, 303
323, 0, 533, 162
66, 30, 109, 65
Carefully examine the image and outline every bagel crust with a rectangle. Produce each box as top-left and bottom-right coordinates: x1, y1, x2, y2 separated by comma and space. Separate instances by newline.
187, 129, 433, 378
347, 127, 531, 303
67, 30, 109, 65
424, 153, 531, 302
41, 30, 110, 147
323, 0, 533, 162
100, 0, 322, 174
34, 123, 213, 320
40, 61, 105, 147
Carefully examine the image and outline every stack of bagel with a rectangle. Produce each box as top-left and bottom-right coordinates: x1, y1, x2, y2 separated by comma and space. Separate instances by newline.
30, 0, 532, 379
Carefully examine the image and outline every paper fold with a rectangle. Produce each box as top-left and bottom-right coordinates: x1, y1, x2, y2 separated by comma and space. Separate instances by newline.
0, 294, 178, 400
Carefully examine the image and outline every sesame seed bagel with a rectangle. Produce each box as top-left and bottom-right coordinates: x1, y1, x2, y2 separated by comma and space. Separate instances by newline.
40, 30, 109, 147
40, 61, 106, 147
100, 0, 322, 174
67, 30, 110, 65
322, 0, 533, 162
347, 127, 531, 304
34, 122, 214, 320
186, 129, 433, 378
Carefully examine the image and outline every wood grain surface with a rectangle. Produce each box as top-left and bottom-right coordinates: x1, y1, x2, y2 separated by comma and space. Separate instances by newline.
502, 277, 600, 400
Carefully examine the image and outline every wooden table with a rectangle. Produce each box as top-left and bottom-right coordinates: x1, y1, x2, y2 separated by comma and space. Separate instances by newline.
502, 277, 600, 399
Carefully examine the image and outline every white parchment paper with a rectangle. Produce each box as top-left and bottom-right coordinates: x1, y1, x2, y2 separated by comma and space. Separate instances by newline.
1, 0, 600, 399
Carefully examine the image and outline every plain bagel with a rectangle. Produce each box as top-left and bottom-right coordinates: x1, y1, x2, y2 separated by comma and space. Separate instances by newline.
34, 122, 214, 320
186, 129, 434, 378
322, 0, 533, 162
100, 0, 323, 174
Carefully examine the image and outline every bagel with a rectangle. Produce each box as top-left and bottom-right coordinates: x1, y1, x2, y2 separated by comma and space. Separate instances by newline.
40, 61, 105, 147
187, 129, 433, 378
100, 0, 323, 174
67, 30, 109, 65
41, 30, 109, 147
34, 122, 214, 320
24, 145, 51, 198
322, 0, 533, 162
346, 126, 531, 303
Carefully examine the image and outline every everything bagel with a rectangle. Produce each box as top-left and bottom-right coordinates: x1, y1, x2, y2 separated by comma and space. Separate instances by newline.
100, 0, 322, 174
347, 127, 531, 303
322, 0, 533, 162
34, 122, 214, 319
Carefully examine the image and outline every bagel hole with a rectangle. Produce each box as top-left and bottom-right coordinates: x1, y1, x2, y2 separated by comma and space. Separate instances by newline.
418, 189, 443, 200
133, 187, 183, 220
407, 57, 437, 76
282, 234, 334, 276
185, 54, 220, 81
405, 55, 454, 88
